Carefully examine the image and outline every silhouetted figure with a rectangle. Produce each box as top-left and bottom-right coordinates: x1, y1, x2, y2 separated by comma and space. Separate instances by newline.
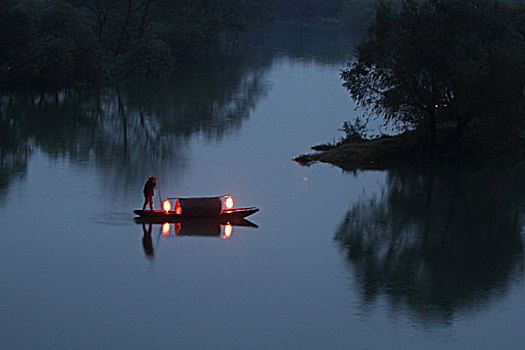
142, 223, 154, 257
142, 176, 156, 211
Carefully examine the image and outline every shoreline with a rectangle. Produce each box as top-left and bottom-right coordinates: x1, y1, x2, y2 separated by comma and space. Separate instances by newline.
294, 126, 525, 170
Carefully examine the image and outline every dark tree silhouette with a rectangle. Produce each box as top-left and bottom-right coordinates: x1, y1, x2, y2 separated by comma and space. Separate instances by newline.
341, 0, 525, 154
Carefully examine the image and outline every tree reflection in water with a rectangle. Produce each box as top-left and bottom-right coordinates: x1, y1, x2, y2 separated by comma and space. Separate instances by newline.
335, 166, 525, 323
0, 53, 270, 200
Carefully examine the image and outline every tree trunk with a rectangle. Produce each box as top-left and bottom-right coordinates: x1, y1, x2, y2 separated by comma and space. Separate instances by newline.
138, 1, 151, 38
115, 0, 132, 57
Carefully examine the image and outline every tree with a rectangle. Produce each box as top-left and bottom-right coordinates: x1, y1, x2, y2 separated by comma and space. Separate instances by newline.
0, 1, 103, 87
0, 0, 34, 86
113, 37, 174, 77
27, 1, 104, 85
1, 0, 270, 88
341, 0, 525, 155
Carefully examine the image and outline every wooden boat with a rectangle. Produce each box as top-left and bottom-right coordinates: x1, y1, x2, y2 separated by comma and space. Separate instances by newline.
133, 207, 259, 223
133, 195, 259, 224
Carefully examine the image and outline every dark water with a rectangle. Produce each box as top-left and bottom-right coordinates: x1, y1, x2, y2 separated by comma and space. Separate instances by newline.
1, 25, 524, 349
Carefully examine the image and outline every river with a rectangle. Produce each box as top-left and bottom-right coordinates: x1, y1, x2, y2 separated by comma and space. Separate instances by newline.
1, 24, 524, 349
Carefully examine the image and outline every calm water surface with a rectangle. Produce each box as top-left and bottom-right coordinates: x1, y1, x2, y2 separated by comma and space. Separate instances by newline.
1, 26, 524, 349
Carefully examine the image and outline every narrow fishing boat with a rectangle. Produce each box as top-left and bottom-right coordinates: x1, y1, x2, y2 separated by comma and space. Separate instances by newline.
133, 195, 259, 223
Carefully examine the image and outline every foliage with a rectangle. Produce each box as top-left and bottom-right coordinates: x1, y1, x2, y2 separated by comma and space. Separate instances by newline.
156, 0, 223, 61
340, 116, 367, 141
0, 0, 373, 89
0, 1, 103, 88
0, 0, 34, 86
341, 0, 525, 155
0, 0, 271, 88
112, 37, 174, 77
36, 2, 104, 84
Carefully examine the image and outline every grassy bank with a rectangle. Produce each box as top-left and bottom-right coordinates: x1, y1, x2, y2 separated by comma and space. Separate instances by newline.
294, 124, 525, 170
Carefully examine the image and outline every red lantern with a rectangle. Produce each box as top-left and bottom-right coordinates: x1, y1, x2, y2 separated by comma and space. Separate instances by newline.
163, 200, 171, 213
175, 199, 182, 215
225, 196, 234, 209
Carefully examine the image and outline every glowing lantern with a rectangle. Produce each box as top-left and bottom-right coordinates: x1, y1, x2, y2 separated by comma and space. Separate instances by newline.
162, 222, 170, 235
225, 196, 234, 209
223, 223, 232, 238
175, 199, 182, 215
163, 200, 172, 213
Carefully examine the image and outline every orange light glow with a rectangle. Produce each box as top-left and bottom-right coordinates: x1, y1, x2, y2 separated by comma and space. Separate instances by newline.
175, 223, 181, 235
162, 222, 170, 235
223, 223, 232, 238
225, 196, 234, 209
163, 200, 171, 213
175, 199, 182, 215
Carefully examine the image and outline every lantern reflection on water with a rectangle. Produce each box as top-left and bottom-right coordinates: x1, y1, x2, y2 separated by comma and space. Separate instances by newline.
223, 223, 233, 239
136, 219, 254, 240
162, 222, 170, 235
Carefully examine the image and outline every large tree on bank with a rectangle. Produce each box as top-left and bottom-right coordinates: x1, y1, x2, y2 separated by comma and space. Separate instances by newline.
341, 0, 525, 154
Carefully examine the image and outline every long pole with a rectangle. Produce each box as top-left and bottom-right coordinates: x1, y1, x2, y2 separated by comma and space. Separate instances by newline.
157, 181, 163, 208
149, 155, 163, 208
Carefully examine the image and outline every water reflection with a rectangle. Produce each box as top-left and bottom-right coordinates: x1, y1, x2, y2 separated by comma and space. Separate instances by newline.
142, 223, 155, 258
139, 220, 256, 257
241, 23, 361, 64
335, 166, 525, 323
0, 95, 32, 203
0, 24, 363, 203
0, 53, 271, 201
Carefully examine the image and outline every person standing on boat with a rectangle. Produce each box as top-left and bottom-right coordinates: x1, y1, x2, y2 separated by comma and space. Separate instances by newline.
142, 176, 156, 211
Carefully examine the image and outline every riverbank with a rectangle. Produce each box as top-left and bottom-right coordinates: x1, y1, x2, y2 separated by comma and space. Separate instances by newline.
294, 124, 525, 170
294, 132, 419, 170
